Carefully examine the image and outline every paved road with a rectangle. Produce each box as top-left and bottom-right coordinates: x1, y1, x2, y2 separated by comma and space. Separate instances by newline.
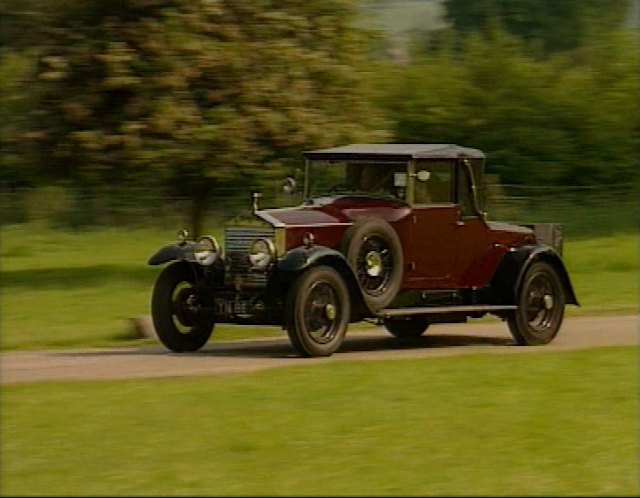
1, 315, 637, 385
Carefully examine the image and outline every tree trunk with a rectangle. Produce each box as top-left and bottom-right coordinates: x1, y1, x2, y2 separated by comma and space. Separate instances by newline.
189, 194, 207, 238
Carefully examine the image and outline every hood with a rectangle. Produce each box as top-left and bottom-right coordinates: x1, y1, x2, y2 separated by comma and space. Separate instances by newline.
256, 195, 410, 228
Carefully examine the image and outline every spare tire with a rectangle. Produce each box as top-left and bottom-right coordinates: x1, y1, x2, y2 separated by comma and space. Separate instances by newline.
340, 218, 404, 311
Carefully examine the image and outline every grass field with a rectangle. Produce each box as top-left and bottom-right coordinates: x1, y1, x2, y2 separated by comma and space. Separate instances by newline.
0, 225, 636, 351
1, 347, 636, 496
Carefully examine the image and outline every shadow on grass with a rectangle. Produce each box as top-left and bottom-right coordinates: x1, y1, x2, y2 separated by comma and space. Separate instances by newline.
0, 265, 157, 289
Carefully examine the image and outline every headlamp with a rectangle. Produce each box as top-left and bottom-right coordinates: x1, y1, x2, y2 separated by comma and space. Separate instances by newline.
248, 238, 275, 270
194, 236, 220, 266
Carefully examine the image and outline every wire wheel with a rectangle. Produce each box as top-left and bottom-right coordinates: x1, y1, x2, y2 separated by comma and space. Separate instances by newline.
355, 234, 393, 296
341, 218, 403, 311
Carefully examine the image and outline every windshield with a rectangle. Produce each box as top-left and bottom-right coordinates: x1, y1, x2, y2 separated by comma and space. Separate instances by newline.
306, 160, 409, 201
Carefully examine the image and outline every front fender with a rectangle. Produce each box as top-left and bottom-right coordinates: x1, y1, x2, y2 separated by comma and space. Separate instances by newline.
491, 245, 579, 305
148, 242, 196, 266
277, 245, 347, 273
276, 245, 372, 317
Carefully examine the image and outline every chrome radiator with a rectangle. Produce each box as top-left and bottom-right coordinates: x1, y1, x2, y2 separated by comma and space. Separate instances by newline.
224, 227, 275, 288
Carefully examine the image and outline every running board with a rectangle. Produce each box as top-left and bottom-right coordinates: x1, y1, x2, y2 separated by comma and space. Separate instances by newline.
377, 305, 516, 319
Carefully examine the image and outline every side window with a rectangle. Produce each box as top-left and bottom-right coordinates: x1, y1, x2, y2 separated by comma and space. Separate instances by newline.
414, 161, 452, 204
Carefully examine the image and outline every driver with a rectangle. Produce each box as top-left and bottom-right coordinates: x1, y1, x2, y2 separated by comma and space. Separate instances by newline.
358, 164, 391, 193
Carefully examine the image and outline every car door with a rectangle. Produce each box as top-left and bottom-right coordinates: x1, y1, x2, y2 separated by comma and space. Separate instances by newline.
405, 160, 459, 289
449, 159, 496, 287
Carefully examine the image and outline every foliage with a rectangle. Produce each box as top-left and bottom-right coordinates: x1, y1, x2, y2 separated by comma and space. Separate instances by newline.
377, 27, 639, 186
442, 0, 628, 54
0, 51, 37, 188
1, 0, 388, 233
0, 0, 77, 49
1, 0, 638, 219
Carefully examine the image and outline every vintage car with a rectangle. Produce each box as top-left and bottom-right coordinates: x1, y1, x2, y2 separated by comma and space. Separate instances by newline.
147, 143, 578, 357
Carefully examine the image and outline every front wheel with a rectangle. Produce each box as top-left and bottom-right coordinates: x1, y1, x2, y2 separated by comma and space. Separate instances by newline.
507, 261, 565, 345
151, 262, 214, 352
285, 266, 350, 357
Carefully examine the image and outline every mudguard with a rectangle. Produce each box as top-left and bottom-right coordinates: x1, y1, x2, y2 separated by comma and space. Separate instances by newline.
277, 245, 371, 317
147, 242, 196, 266
277, 245, 348, 273
491, 245, 579, 305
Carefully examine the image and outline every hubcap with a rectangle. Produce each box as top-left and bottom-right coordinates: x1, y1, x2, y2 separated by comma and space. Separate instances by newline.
325, 303, 337, 320
172, 284, 199, 333
356, 235, 393, 296
543, 294, 554, 310
365, 251, 383, 277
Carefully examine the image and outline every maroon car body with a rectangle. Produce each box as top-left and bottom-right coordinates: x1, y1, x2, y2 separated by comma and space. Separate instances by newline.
148, 144, 578, 357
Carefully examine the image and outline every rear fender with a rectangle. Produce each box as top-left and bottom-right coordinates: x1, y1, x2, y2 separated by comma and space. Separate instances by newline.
491, 245, 579, 305
148, 242, 196, 266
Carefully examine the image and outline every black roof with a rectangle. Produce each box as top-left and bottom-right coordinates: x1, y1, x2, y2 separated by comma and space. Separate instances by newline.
303, 143, 485, 161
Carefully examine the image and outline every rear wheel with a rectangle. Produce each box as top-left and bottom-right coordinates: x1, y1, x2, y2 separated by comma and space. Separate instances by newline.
285, 266, 350, 357
383, 318, 430, 339
508, 261, 565, 345
151, 262, 214, 352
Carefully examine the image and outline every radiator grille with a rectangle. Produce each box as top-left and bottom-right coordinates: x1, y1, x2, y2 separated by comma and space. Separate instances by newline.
224, 227, 275, 288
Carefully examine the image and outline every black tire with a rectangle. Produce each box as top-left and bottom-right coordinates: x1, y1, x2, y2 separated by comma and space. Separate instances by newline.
383, 318, 430, 339
151, 262, 214, 352
340, 218, 403, 311
285, 266, 350, 357
507, 261, 566, 345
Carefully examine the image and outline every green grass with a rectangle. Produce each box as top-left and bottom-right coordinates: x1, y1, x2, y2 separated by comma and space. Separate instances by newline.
0, 225, 637, 351
564, 235, 639, 315
1, 347, 636, 496
0, 226, 174, 350
488, 187, 638, 240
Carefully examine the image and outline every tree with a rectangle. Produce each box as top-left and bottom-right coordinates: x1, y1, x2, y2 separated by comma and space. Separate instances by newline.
376, 27, 638, 188
14, 0, 388, 233
442, 0, 628, 54
0, 51, 36, 190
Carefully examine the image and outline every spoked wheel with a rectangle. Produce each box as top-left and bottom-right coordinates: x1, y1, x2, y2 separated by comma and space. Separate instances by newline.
383, 317, 430, 339
341, 218, 403, 311
356, 235, 393, 293
508, 261, 566, 345
285, 266, 350, 357
151, 262, 214, 352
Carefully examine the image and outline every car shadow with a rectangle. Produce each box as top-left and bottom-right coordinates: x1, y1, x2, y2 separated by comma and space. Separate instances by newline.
53, 332, 514, 360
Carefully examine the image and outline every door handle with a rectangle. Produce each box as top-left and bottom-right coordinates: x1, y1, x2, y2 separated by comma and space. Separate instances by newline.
455, 220, 465, 226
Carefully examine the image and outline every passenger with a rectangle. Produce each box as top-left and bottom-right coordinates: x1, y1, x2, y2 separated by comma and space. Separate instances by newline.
414, 180, 432, 204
